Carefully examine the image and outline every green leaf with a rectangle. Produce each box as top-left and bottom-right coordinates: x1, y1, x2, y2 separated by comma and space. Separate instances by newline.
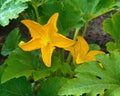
37, 77, 68, 96
0, 64, 6, 82
0, 0, 5, 6
106, 42, 120, 52
89, 44, 101, 50
39, 0, 84, 35
60, 62, 74, 77
40, 0, 116, 36
115, 0, 120, 7
103, 12, 120, 51
64, 0, 115, 22
32, 70, 50, 81
1, 28, 21, 56
0, 0, 30, 26
103, 12, 120, 43
59, 0, 84, 31
1, 48, 40, 83
59, 51, 120, 96
0, 77, 32, 96
1, 47, 62, 83
49, 55, 62, 72
33, 54, 62, 81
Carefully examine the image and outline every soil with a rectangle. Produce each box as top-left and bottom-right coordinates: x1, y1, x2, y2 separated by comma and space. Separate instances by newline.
0, 20, 18, 65
85, 13, 113, 52
0, 12, 114, 65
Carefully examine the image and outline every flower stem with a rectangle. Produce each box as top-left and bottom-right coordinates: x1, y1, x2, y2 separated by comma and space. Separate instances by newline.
73, 28, 80, 41
66, 28, 80, 63
66, 52, 71, 63
82, 21, 89, 37
30, 0, 42, 23
32, 4, 41, 23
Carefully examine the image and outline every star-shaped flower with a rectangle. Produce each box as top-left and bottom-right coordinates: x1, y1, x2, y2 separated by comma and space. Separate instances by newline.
19, 13, 75, 67
70, 36, 104, 64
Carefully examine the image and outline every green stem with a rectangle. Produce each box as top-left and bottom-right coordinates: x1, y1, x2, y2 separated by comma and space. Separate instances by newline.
21, 12, 28, 19
82, 21, 89, 37
66, 52, 71, 63
66, 28, 80, 63
73, 28, 80, 41
32, 4, 41, 23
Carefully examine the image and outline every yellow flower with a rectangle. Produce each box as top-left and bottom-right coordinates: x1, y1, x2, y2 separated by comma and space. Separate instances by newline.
19, 13, 75, 67
70, 36, 104, 64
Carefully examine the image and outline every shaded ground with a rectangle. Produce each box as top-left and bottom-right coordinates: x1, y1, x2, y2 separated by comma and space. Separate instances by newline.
0, 21, 18, 65
85, 13, 113, 52
0, 12, 114, 65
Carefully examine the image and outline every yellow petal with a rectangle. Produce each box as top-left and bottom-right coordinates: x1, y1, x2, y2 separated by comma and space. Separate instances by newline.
53, 33, 75, 50
41, 44, 55, 67
76, 36, 89, 56
85, 50, 104, 61
76, 51, 104, 64
21, 20, 46, 38
44, 13, 59, 34
76, 54, 84, 64
19, 38, 41, 51
71, 36, 89, 61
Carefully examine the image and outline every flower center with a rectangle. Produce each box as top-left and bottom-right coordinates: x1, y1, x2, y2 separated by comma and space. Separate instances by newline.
42, 36, 51, 47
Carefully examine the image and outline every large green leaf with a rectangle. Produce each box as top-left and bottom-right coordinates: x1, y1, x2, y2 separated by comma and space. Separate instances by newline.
103, 12, 120, 51
103, 12, 120, 43
39, 0, 116, 36
64, 0, 115, 22
1, 47, 63, 83
0, 0, 30, 26
39, 0, 84, 35
0, 64, 6, 82
59, 0, 84, 31
115, 0, 120, 7
106, 42, 120, 52
59, 51, 120, 96
37, 77, 68, 96
0, 77, 32, 96
32, 54, 62, 81
1, 48, 40, 83
1, 28, 21, 56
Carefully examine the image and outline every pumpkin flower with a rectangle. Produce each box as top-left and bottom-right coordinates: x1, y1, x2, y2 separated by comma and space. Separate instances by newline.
70, 36, 104, 64
19, 13, 75, 67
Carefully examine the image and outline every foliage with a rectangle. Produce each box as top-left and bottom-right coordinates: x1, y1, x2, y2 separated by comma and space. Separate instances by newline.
63, 0, 115, 22
115, 0, 120, 7
0, 77, 32, 96
38, 0, 117, 35
1, 48, 39, 83
89, 44, 101, 50
1, 47, 63, 83
38, 0, 84, 35
103, 12, 120, 52
37, 77, 68, 96
1, 28, 21, 56
0, 65, 32, 96
59, 51, 120, 96
0, 0, 30, 26
0, 0, 120, 96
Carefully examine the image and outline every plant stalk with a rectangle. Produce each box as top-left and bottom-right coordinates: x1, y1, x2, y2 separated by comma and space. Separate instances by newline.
66, 28, 80, 63
73, 28, 80, 41
32, 4, 41, 23
82, 21, 89, 37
